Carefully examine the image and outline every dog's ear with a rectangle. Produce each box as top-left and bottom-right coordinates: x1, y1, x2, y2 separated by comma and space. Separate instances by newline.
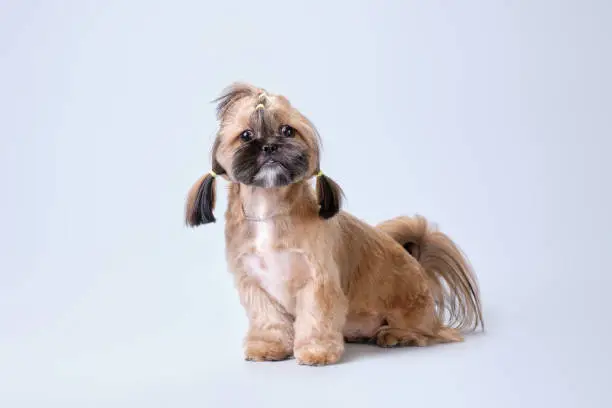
316, 173, 343, 219
185, 172, 217, 226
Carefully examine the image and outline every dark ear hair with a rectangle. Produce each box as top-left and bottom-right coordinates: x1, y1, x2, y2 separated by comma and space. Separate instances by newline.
316, 173, 343, 219
185, 173, 217, 226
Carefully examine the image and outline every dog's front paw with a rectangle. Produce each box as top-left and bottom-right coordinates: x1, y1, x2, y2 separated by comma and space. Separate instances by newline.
244, 339, 292, 362
294, 340, 344, 366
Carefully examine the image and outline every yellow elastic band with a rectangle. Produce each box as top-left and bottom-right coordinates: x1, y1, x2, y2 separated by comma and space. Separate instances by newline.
316, 170, 324, 177
209, 170, 217, 178
255, 103, 264, 110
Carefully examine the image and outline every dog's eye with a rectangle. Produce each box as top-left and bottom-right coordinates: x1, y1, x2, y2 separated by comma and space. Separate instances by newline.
280, 125, 295, 138
240, 130, 253, 142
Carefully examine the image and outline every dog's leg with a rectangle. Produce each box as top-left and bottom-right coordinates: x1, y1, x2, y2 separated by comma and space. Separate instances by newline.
234, 272, 294, 362
293, 260, 348, 366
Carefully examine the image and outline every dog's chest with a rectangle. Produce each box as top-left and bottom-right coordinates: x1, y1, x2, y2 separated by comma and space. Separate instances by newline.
242, 221, 309, 315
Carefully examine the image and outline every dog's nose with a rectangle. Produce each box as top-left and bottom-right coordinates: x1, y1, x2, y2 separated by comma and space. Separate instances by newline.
262, 144, 278, 154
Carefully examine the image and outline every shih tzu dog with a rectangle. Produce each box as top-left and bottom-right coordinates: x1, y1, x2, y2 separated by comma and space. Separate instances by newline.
185, 82, 484, 366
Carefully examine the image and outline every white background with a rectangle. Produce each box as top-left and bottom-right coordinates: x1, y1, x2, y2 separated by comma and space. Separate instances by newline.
1, 1, 611, 407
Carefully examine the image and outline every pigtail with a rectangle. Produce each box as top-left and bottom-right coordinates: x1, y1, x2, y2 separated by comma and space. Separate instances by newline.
315, 171, 343, 219
185, 171, 218, 226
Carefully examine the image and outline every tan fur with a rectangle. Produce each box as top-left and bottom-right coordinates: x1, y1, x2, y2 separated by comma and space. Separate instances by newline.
186, 83, 484, 365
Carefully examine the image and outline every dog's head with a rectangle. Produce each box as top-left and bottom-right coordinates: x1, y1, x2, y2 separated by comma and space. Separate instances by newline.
185, 82, 343, 226
214, 83, 318, 188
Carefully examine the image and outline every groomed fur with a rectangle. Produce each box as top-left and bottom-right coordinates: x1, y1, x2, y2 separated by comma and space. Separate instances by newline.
316, 173, 343, 219
377, 215, 484, 332
185, 172, 217, 226
185, 82, 484, 365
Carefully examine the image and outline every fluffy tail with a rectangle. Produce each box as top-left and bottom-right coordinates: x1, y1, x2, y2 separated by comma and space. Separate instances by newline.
377, 215, 484, 333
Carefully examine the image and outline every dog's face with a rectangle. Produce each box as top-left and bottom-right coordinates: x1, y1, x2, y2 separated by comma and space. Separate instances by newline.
185, 83, 343, 226
230, 111, 310, 188
213, 84, 320, 188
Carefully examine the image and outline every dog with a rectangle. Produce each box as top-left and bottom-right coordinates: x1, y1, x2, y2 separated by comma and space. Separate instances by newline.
185, 82, 484, 366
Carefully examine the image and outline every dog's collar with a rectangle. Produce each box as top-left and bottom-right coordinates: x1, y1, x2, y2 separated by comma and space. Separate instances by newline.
240, 203, 292, 222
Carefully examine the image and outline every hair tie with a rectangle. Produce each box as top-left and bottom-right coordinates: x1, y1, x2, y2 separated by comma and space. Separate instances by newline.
255, 103, 265, 110
209, 170, 217, 178
316, 170, 324, 177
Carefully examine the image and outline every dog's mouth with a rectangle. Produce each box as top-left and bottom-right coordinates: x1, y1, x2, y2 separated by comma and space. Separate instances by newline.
260, 159, 285, 169
232, 148, 309, 188
250, 160, 292, 188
